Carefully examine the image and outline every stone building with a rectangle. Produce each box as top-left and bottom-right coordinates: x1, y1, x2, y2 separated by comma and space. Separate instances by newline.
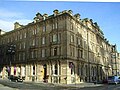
0, 10, 114, 84
111, 45, 120, 76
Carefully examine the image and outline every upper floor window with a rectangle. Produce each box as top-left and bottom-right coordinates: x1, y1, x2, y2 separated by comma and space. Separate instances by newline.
53, 34, 57, 42
23, 42, 26, 49
8, 38, 10, 43
31, 39, 35, 46
42, 49, 46, 57
78, 49, 83, 58
20, 33, 22, 39
53, 47, 57, 56
70, 35, 74, 43
31, 51, 34, 58
32, 29, 37, 35
43, 24, 46, 32
55, 22, 58, 29
24, 32, 26, 38
23, 52, 25, 61
30, 50, 37, 59
33, 39, 35, 46
80, 50, 83, 58
52, 22, 58, 30
42, 37, 46, 45
18, 53, 21, 61
70, 23, 73, 30
19, 43, 22, 49
76, 37, 81, 45
34, 50, 38, 58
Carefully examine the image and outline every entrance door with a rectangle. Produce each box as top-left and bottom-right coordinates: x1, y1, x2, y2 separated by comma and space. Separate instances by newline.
43, 64, 47, 82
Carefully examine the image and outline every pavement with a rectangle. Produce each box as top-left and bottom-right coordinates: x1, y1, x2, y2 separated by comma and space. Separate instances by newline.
24, 81, 103, 88
0, 78, 104, 89
0, 84, 17, 90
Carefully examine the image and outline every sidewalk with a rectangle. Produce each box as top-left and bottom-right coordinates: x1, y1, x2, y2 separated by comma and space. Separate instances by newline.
0, 84, 16, 90
54, 83, 103, 88
24, 81, 103, 88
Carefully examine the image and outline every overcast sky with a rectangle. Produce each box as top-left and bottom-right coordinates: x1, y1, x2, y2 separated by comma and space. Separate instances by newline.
0, 1, 120, 51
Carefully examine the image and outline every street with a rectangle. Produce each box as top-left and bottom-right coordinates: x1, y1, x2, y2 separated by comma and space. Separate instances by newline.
0, 79, 120, 90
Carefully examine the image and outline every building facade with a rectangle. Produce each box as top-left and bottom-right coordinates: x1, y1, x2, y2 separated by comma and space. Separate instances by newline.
111, 45, 120, 76
0, 10, 115, 84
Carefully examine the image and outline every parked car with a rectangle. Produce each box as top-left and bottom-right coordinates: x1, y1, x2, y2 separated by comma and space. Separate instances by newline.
8, 75, 23, 82
108, 76, 120, 84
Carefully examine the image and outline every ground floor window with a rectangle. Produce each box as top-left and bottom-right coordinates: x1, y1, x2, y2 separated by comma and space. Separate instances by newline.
55, 64, 58, 75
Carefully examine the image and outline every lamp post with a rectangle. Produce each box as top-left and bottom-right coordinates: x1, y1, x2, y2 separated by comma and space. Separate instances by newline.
6, 44, 16, 76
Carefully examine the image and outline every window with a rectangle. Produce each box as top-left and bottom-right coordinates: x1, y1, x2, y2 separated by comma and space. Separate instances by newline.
32, 29, 37, 35
52, 22, 58, 30
8, 38, 10, 43
42, 37, 45, 45
23, 42, 25, 49
19, 53, 21, 61
70, 23, 73, 30
59, 46, 61, 55
31, 51, 34, 58
85, 65, 88, 76
73, 48, 75, 57
32, 39, 35, 46
70, 47, 75, 57
34, 50, 38, 58
69, 62, 75, 75
70, 35, 74, 43
80, 50, 83, 58
58, 33, 61, 42
55, 64, 58, 75
78, 38, 80, 45
30, 50, 37, 59
43, 24, 46, 32
52, 23, 55, 30
33, 65, 35, 75
80, 65, 83, 76
20, 33, 22, 39
42, 49, 45, 57
53, 47, 57, 56
34, 29, 37, 35
55, 22, 58, 29
15, 33, 17, 40
23, 52, 25, 61
24, 32, 26, 38
53, 34, 57, 42
19, 43, 22, 49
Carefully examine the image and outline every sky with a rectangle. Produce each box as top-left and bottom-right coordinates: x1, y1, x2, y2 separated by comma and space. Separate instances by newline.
0, 1, 120, 51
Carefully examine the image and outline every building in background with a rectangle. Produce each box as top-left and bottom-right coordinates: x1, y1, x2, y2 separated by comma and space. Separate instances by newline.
0, 10, 119, 84
111, 45, 120, 76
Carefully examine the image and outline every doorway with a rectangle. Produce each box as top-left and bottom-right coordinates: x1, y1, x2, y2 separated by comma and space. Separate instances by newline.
43, 64, 47, 82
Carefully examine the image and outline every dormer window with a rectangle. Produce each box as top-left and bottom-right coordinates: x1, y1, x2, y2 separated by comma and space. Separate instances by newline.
53, 9, 59, 16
